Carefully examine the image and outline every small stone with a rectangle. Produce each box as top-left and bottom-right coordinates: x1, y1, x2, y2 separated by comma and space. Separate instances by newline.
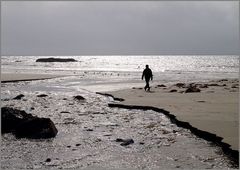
67, 145, 71, 148
74, 95, 85, 101
120, 139, 134, 146
116, 138, 124, 142
139, 142, 145, 145
76, 144, 81, 146
86, 128, 93, 131
169, 89, 177, 92
95, 139, 101, 142
13, 94, 25, 100
45, 158, 51, 162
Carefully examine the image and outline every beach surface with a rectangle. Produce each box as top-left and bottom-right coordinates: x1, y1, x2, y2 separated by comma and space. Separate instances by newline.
1, 73, 64, 82
108, 79, 239, 151
1, 73, 238, 169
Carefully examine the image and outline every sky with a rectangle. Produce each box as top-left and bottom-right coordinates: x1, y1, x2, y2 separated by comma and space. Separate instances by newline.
1, 1, 239, 56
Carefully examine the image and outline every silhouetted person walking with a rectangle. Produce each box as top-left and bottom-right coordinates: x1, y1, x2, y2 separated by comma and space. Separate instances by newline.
142, 65, 153, 91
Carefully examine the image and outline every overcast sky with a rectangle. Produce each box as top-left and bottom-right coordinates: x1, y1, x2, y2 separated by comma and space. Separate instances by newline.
1, 1, 239, 56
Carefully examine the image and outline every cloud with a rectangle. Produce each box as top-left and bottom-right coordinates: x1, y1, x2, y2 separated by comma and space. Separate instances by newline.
2, 1, 239, 55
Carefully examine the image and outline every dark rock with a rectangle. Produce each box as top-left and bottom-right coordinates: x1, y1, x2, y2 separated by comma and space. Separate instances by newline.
1, 107, 33, 133
74, 95, 85, 101
36, 58, 77, 62
1, 107, 58, 138
76, 144, 81, 146
60, 111, 71, 114
45, 158, 51, 162
169, 89, 177, 93
116, 138, 134, 146
15, 117, 58, 139
208, 83, 220, 86
67, 145, 71, 148
37, 94, 48, 97
116, 138, 124, 142
13, 94, 25, 100
232, 84, 239, 88
175, 83, 186, 88
157, 84, 166, 87
86, 128, 93, 131
198, 84, 208, 88
120, 139, 134, 146
219, 79, 228, 82
139, 142, 145, 145
185, 86, 201, 93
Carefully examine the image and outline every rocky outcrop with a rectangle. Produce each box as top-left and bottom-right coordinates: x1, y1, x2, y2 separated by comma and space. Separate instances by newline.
36, 58, 77, 62
185, 86, 201, 93
1, 107, 58, 139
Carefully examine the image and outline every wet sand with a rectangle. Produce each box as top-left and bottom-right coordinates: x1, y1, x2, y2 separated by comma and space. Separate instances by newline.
108, 79, 239, 151
1, 73, 64, 82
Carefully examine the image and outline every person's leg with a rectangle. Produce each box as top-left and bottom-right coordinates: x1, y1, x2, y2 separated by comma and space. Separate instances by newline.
144, 82, 147, 91
145, 78, 150, 91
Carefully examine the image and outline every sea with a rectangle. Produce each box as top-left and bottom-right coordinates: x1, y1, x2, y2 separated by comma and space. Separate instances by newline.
2, 55, 239, 84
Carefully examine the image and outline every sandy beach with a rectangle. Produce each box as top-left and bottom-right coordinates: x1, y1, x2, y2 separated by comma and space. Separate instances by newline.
108, 79, 239, 151
1, 72, 239, 169
1, 75, 237, 169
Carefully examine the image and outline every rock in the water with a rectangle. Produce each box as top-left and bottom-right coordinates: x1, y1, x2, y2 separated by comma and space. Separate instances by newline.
185, 86, 201, 93
74, 95, 85, 101
36, 58, 77, 62
13, 94, 25, 100
37, 94, 48, 97
1, 107, 58, 138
